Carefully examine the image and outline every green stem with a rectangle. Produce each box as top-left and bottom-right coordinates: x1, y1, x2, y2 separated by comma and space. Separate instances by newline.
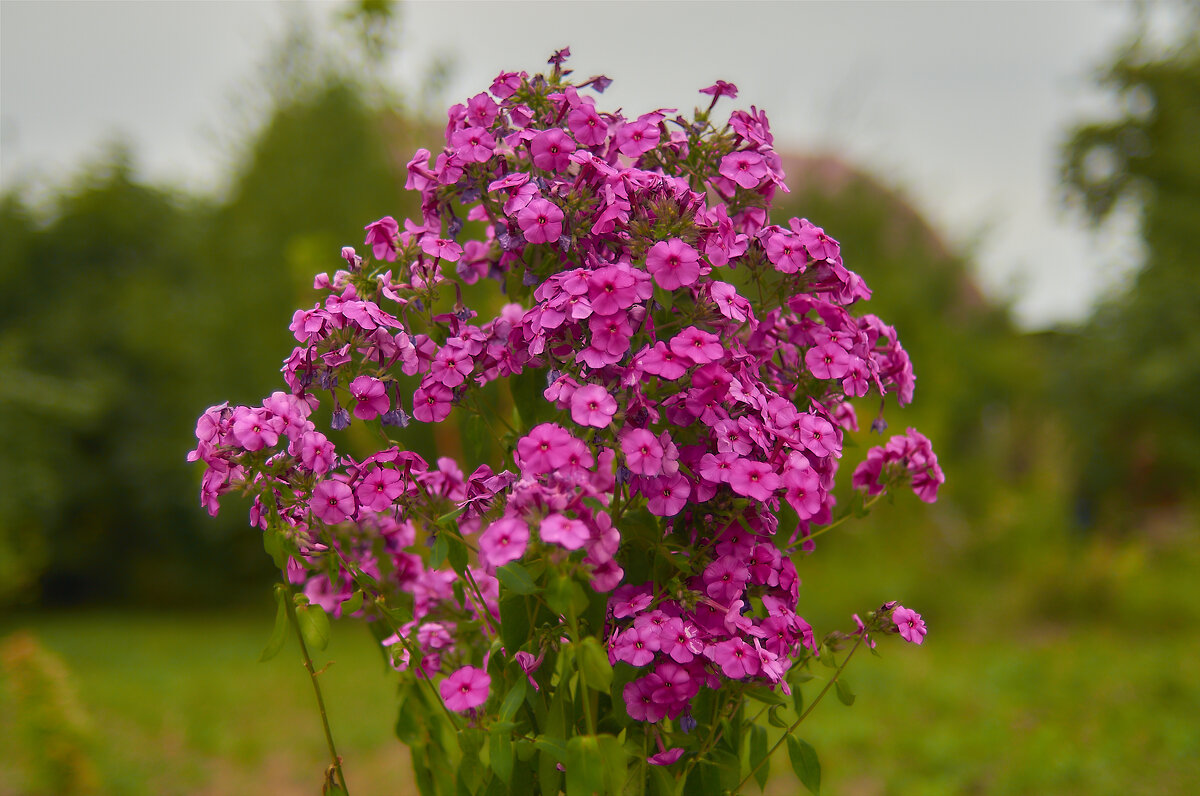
734, 635, 864, 793
788, 494, 884, 553
286, 588, 349, 795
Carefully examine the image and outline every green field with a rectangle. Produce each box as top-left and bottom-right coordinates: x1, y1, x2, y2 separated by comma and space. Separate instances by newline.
4, 599, 1197, 795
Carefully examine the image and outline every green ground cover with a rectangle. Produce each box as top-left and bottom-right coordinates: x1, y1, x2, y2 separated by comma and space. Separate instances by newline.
4, 601, 1197, 795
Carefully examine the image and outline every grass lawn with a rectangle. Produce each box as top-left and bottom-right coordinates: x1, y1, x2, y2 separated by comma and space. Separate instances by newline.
4, 607, 1198, 795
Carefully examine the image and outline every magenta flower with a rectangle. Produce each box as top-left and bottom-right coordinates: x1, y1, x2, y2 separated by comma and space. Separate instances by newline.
699, 80, 738, 99
718, 151, 768, 190
570, 384, 617, 428
568, 103, 607, 146
530, 128, 576, 172
310, 479, 355, 525
644, 472, 690, 517
449, 126, 496, 163
517, 197, 564, 245
648, 747, 685, 766
646, 238, 701, 291
892, 606, 927, 645
349, 376, 390, 421
412, 383, 453, 423
624, 675, 667, 722
621, 429, 664, 476
728, 459, 781, 502
363, 216, 399, 261
539, 513, 589, 551
616, 119, 660, 158
516, 423, 575, 474
805, 342, 853, 380
231, 407, 279, 452
479, 515, 529, 567
711, 637, 760, 679
440, 666, 491, 712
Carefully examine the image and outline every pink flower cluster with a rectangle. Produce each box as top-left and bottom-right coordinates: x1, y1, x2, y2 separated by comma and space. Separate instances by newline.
852, 427, 944, 503
190, 54, 938, 729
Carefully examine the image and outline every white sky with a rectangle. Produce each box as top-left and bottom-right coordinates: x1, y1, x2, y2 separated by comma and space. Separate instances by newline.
0, 0, 1152, 328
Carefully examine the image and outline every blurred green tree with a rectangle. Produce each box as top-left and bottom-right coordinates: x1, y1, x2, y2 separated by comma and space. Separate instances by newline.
0, 6, 422, 606
1058, 6, 1200, 531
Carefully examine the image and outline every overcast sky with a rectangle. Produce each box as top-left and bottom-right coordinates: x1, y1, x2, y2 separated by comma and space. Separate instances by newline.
1, 1, 1154, 328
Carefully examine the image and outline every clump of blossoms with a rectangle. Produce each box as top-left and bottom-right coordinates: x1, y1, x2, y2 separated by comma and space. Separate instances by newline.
191, 49, 943, 796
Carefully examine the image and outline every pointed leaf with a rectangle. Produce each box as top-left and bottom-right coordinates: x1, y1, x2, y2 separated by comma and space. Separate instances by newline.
499, 677, 527, 721
768, 703, 790, 729
786, 736, 821, 794
577, 637, 613, 693
834, 678, 856, 706
259, 585, 290, 662
749, 724, 770, 790
296, 604, 331, 652
566, 735, 604, 796
490, 728, 514, 785
497, 562, 539, 595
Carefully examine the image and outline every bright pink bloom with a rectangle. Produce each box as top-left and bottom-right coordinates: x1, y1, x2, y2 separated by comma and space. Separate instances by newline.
648, 748, 685, 766
516, 423, 576, 474
640, 341, 690, 380
644, 472, 690, 517
616, 119, 660, 158
412, 383, 453, 423
624, 676, 667, 722
440, 666, 491, 712
669, 326, 723, 365
539, 513, 589, 551
364, 216, 399, 261
570, 384, 617, 428
517, 198, 564, 244
806, 342, 853, 380
310, 479, 355, 524
420, 236, 464, 262
892, 606, 927, 644
530, 128, 576, 171
232, 407, 279, 452
356, 466, 403, 512
450, 126, 496, 163
719, 151, 768, 189
622, 429, 664, 476
646, 239, 701, 291
711, 637, 760, 679
728, 459, 781, 502
568, 103, 607, 146
350, 376, 389, 420
479, 516, 529, 567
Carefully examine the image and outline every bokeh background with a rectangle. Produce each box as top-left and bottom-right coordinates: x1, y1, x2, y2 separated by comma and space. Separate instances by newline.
2, 1, 1198, 793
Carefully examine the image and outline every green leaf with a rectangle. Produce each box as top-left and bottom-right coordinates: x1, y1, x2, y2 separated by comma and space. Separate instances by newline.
566, 735, 604, 796
446, 531, 469, 575
546, 575, 588, 618
792, 686, 805, 718
411, 744, 436, 796
786, 736, 821, 794
490, 728, 514, 785
744, 685, 788, 706
767, 703, 790, 729
749, 724, 770, 790
296, 603, 331, 652
499, 595, 531, 655
597, 734, 628, 795
259, 585, 290, 662
834, 678, 856, 707
341, 589, 364, 616
430, 532, 449, 569
577, 637, 613, 693
499, 677, 527, 722
497, 562, 540, 595
263, 526, 288, 569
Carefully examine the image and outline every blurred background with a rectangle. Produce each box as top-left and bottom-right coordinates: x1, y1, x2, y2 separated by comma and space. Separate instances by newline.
1, 1, 1198, 793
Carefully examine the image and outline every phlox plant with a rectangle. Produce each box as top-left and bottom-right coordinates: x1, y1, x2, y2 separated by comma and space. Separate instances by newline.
190, 48, 943, 796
